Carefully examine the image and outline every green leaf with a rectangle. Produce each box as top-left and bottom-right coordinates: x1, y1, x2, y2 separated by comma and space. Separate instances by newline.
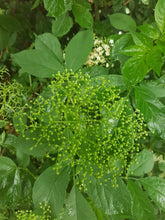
127, 149, 154, 176
146, 46, 163, 76
0, 15, 21, 32
31, 0, 40, 9
140, 177, 165, 211
127, 180, 155, 220
35, 33, 63, 63
137, 23, 160, 39
135, 84, 165, 138
0, 157, 21, 207
122, 55, 149, 86
72, 3, 93, 28
131, 32, 153, 48
52, 13, 73, 37
33, 166, 70, 216
0, 213, 7, 220
155, 0, 165, 33
0, 27, 9, 50
108, 13, 136, 32
44, 0, 72, 17
65, 29, 93, 71
16, 149, 30, 168
86, 176, 132, 218
111, 33, 133, 63
81, 66, 109, 77
121, 45, 148, 56
62, 185, 97, 220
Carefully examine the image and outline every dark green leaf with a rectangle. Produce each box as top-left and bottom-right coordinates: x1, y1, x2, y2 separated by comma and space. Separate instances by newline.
65, 29, 93, 71
86, 176, 132, 218
52, 13, 73, 37
44, 0, 72, 17
33, 166, 70, 216
108, 13, 136, 32
140, 177, 165, 211
62, 185, 97, 220
72, 3, 93, 28
127, 149, 154, 176
81, 66, 109, 77
0, 15, 21, 32
0, 27, 9, 50
155, 0, 165, 33
0, 156, 16, 177
122, 55, 149, 86
127, 180, 155, 220
146, 46, 163, 76
135, 84, 165, 138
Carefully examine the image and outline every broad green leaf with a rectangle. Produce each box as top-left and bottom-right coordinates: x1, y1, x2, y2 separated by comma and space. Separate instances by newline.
0, 27, 9, 50
72, 3, 93, 28
0, 15, 21, 32
86, 176, 132, 218
81, 66, 109, 77
127, 149, 154, 176
146, 46, 163, 76
135, 85, 165, 138
121, 45, 148, 56
122, 55, 149, 86
65, 29, 93, 71
16, 149, 30, 168
137, 23, 160, 39
0, 157, 21, 207
131, 32, 153, 48
35, 33, 63, 63
0, 213, 7, 220
140, 177, 165, 211
12, 49, 64, 78
127, 180, 155, 220
111, 33, 133, 63
108, 13, 136, 32
62, 185, 97, 220
44, 0, 72, 17
33, 166, 70, 216
155, 0, 165, 33
52, 13, 73, 37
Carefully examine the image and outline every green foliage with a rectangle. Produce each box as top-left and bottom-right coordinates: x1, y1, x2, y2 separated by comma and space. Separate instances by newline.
1, 0, 165, 219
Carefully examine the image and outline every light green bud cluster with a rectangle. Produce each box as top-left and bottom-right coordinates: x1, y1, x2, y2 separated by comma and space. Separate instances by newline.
0, 66, 27, 119
22, 70, 147, 185
16, 202, 54, 220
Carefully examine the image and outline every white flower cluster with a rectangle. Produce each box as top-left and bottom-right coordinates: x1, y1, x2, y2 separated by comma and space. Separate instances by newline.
85, 36, 113, 68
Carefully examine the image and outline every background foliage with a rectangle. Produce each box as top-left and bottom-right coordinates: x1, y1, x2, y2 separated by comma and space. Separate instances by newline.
1, 0, 165, 219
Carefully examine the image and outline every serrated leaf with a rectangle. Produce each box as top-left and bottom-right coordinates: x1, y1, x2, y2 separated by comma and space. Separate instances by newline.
127, 149, 154, 176
135, 84, 165, 138
72, 3, 93, 28
52, 13, 73, 37
146, 46, 163, 76
65, 29, 93, 71
86, 176, 132, 218
111, 33, 133, 63
122, 55, 149, 86
127, 180, 155, 220
35, 33, 63, 64
155, 0, 165, 33
140, 177, 165, 211
137, 23, 160, 39
108, 13, 136, 32
62, 185, 97, 220
44, 0, 72, 17
33, 166, 70, 216
121, 45, 148, 56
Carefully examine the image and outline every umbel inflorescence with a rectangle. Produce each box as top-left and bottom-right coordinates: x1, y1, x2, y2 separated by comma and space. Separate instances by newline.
19, 70, 146, 185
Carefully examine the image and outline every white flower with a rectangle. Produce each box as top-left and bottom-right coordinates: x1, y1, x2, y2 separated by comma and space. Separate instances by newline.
106, 63, 109, 68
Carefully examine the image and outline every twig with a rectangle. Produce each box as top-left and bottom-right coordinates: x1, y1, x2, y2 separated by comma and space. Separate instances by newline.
28, 82, 46, 102
12, 0, 19, 16
123, 0, 130, 5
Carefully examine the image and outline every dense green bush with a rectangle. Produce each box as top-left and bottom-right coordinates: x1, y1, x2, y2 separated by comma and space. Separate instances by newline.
1, 0, 165, 219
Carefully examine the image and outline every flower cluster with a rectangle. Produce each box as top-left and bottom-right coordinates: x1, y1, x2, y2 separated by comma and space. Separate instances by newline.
20, 70, 147, 186
85, 36, 112, 68
0, 67, 27, 120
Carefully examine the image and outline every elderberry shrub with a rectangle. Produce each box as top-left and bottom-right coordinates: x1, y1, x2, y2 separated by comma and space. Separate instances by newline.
17, 70, 147, 186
